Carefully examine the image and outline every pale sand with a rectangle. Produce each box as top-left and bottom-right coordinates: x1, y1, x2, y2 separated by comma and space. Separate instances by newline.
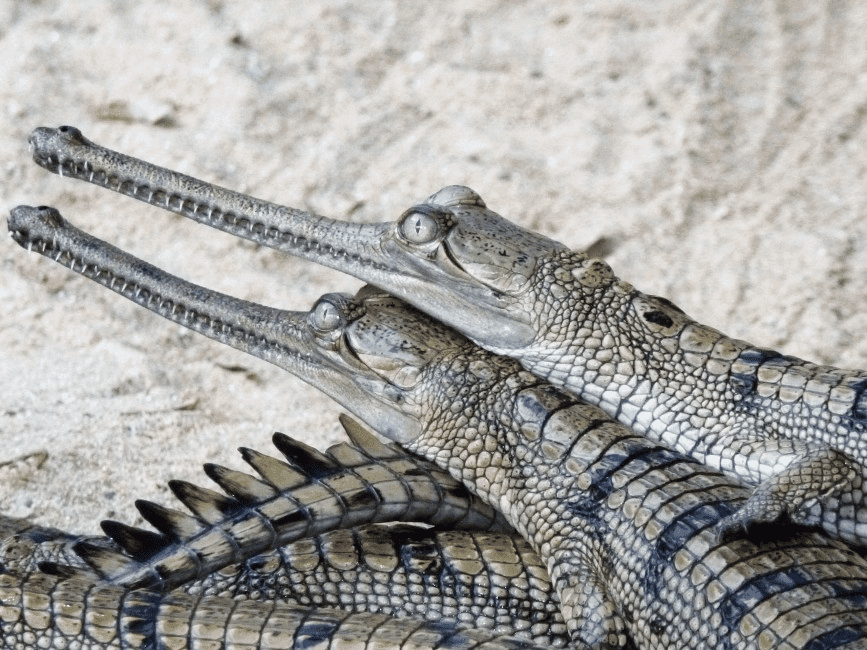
2, 2, 866, 534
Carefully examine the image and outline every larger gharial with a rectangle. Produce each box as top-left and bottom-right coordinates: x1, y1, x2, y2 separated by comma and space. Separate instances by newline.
24, 126, 867, 548
8, 203, 867, 649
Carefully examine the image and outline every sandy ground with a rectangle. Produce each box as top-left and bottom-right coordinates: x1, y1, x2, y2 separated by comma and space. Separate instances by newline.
1, 1, 867, 535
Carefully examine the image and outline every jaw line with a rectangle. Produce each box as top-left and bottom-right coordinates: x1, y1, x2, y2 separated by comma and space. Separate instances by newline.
26, 126, 536, 350
360, 240, 536, 351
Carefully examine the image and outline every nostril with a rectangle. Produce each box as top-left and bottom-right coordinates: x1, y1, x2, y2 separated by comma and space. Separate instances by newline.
55, 125, 84, 142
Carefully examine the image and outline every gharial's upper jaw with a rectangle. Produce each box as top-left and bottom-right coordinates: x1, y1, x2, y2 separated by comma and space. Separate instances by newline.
24, 125, 408, 283
25, 127, 555, 350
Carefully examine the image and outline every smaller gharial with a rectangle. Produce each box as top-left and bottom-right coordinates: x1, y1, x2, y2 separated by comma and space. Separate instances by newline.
9, 205, 867, 649
24, 126, 867, 548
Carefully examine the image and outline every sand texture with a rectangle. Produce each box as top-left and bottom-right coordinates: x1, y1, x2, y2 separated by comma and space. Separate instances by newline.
1, 1, 867, 534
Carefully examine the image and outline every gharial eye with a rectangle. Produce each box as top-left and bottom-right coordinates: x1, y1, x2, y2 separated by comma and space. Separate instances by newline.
311, 300, 342, 331
399, 210, 439, 244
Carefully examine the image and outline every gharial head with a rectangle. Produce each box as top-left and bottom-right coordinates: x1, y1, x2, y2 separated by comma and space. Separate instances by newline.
8, 204, 480, 445
26, 126, 570, 351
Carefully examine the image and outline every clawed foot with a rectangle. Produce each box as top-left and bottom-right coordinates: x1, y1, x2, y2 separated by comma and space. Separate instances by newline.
715, 486, 788, 541
712, 445, 859, 543
714, 480, 823, 543
714, 498, 786, 541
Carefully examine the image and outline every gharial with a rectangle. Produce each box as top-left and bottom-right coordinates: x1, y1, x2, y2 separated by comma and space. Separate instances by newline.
6, 203, 867, 649
24, 125, 867, 549
0, 437, 568, 649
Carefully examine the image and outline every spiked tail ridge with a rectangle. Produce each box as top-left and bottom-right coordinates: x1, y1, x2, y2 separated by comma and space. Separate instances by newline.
202, 463, 280, 504
63, 425, 510, 591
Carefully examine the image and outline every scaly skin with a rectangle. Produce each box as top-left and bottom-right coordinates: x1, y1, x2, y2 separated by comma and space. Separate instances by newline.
22, 125, 867, 546
1, 567, 546, 650
180, 524, 567, 644
0, 515, 567, 646
76, 415, 510, 592
8, 205, 867, 648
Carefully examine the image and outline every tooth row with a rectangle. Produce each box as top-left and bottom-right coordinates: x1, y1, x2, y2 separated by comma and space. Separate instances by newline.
49, 154, 390, 272
14, 217, 293, 366
52, 156, 362, 262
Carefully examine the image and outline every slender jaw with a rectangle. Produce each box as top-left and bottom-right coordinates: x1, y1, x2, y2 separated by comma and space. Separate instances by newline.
28, 126, 551, 348
8, 205, 423, 443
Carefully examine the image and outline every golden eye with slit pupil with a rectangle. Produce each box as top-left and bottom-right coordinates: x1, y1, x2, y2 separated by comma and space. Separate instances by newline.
312, 301, 341, 331
400, 211, 438, 244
